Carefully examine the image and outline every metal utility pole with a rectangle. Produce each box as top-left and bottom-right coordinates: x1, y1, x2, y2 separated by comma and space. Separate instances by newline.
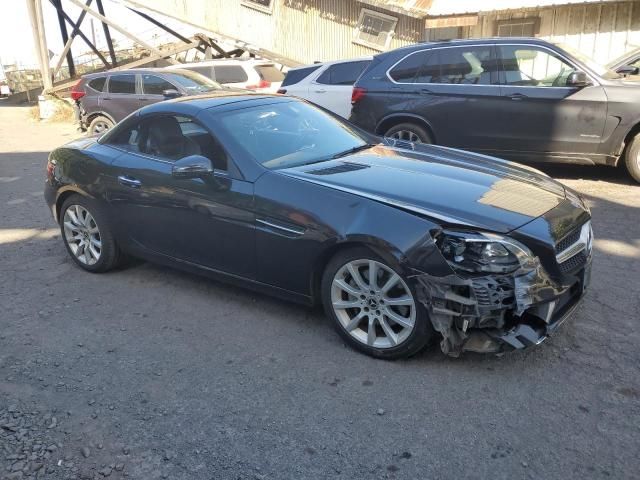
26, 0, 52, 90
51, 0, 75, 77
95, 0, 117, 67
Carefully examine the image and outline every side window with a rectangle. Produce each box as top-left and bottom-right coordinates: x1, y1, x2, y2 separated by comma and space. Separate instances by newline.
141, 115, 228, 170
108, 74, 136, 94
213, 65, 249, 84
498, 46, 577, 87
87, 77, 106, 92
389, 51, 430, 82
432, 46, 496, 85
104, 121, 143, 153
316, 61, 370, 85
282, 65, 322, 86
142, 75, 176, 95
187, 66, 214, 79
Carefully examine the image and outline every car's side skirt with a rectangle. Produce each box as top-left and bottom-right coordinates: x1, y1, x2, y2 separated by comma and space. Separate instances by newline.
124, 244, 315, 307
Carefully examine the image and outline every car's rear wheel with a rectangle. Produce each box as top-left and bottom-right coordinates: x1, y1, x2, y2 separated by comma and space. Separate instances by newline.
60, 195, 122, 273
321, 247, 433, 359
385, 123, 432, 144
87, 116, 114, 136
623, 132, 640, 183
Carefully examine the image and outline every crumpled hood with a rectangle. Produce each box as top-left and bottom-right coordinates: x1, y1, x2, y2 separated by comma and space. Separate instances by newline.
280, 144, 566, 233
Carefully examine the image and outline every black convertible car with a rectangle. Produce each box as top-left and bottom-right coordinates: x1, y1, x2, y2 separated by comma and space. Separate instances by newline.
45, 94, 593, 358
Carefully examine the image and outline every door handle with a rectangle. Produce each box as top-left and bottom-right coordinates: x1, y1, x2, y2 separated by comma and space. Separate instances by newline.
420, 88, 433, 94
508, 93, 528, 101
118, 175, 142, 188
314, 89, 327, 93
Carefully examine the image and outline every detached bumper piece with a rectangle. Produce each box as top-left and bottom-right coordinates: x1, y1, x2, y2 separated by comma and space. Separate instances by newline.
414, 259, 590, 357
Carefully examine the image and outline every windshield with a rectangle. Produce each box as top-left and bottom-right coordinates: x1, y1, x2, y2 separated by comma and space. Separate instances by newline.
163, 70, 223, 92
216, 101, 369, 170
554, 42, 621, 79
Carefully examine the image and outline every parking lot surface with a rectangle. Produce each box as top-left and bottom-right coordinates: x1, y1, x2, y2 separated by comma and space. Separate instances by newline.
1, 103, 639, 479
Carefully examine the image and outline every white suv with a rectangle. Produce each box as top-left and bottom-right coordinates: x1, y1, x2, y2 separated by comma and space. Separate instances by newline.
277, 58, 371, 118
172, 59, 284, 94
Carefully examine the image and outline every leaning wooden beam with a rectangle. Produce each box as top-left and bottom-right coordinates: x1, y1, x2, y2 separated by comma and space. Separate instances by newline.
67, 0, 180, 65
48, 39, 200, 93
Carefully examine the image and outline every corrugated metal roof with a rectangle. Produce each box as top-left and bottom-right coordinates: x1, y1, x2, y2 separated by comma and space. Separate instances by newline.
427, 0, 622, 17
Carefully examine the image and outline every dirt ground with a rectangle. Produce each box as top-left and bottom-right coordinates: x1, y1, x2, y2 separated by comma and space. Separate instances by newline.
1, 102, 639, 480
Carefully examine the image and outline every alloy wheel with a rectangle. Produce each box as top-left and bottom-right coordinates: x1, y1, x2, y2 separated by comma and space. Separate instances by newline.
389, 130, 421, 143
92, 121, 111, 134
63, 204, 102, 265
331, 259, 416, 349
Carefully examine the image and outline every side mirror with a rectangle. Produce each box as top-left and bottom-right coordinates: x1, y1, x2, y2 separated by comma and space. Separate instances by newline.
566, 71, 591, 88
163, 89, 181, 99
172, 155, 213, 179
616, 65, 640, 76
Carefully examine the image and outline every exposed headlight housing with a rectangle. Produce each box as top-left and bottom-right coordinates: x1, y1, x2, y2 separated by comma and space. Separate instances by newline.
434, 230, 536, 274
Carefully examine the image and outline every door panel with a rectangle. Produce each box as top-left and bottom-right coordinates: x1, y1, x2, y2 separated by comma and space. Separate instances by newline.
103, 74, 141, 122
391, 45, 502, 150
109, 153, 256, 277
492, 45, 607, 160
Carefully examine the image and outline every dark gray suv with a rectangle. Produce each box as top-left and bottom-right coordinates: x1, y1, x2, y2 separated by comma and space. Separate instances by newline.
350, 38, 640, 182
71, 68, 227, 135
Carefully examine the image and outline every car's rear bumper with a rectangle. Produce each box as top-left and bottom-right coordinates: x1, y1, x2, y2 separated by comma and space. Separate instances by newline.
44, 180, 58, 222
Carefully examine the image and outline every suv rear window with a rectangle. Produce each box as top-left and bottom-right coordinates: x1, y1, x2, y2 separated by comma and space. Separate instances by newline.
316, 60, 370, 85
281, 65, 321, 86
87, 77, 106, 92
254, 64, 284, 82
108, 74, 136, 94
214, 65, 249, 83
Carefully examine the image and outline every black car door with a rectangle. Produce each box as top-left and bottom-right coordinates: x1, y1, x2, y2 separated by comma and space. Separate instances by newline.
104, 113, 256, 278
389, 44, 502, 151
492, 43, 607, 162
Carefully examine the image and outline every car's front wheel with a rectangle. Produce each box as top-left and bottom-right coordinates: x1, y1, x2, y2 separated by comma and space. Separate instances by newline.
60, 195, 122, 272
624, 132, 640, 183
385, 122, 432, 144
321, 247, 433, 359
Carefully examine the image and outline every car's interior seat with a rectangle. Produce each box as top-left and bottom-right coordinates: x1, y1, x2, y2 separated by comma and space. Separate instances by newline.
145, 116, 201, 161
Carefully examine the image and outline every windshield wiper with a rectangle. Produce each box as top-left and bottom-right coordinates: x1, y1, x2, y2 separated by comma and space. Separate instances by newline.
331, 143, 375, 160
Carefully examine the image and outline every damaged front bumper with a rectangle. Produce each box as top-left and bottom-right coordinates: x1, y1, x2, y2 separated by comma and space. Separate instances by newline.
413, 257, 591, 356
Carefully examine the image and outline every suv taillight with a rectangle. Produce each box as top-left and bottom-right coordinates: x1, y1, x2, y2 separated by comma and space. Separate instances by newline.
70, 80, 85, 101
351, 87, 366, 104
247, 79, 271, 89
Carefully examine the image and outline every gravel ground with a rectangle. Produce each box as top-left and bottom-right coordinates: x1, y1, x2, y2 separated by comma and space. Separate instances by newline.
1, 102, 639, 480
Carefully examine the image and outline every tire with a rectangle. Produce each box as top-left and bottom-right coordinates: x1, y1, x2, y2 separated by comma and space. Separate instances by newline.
623, 133, 640, 183
59, 194, 122, 273
87, 116, 114, 136
384, 122, 433, 144
321, 246, 434, 359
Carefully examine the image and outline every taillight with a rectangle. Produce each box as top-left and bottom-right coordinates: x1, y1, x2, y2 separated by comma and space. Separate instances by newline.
277, 88, 287, 94
46, 157, 56, 180
70, 80, 85, 101
247, 79, 271, 89
351, 87, 366, 104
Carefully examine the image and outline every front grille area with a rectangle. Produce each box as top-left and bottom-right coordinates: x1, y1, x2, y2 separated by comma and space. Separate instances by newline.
555, 226, 582, 254
559, 251, 587, 273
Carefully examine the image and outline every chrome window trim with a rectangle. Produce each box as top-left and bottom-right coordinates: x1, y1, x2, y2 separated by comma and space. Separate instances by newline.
385, 42, 601, 88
